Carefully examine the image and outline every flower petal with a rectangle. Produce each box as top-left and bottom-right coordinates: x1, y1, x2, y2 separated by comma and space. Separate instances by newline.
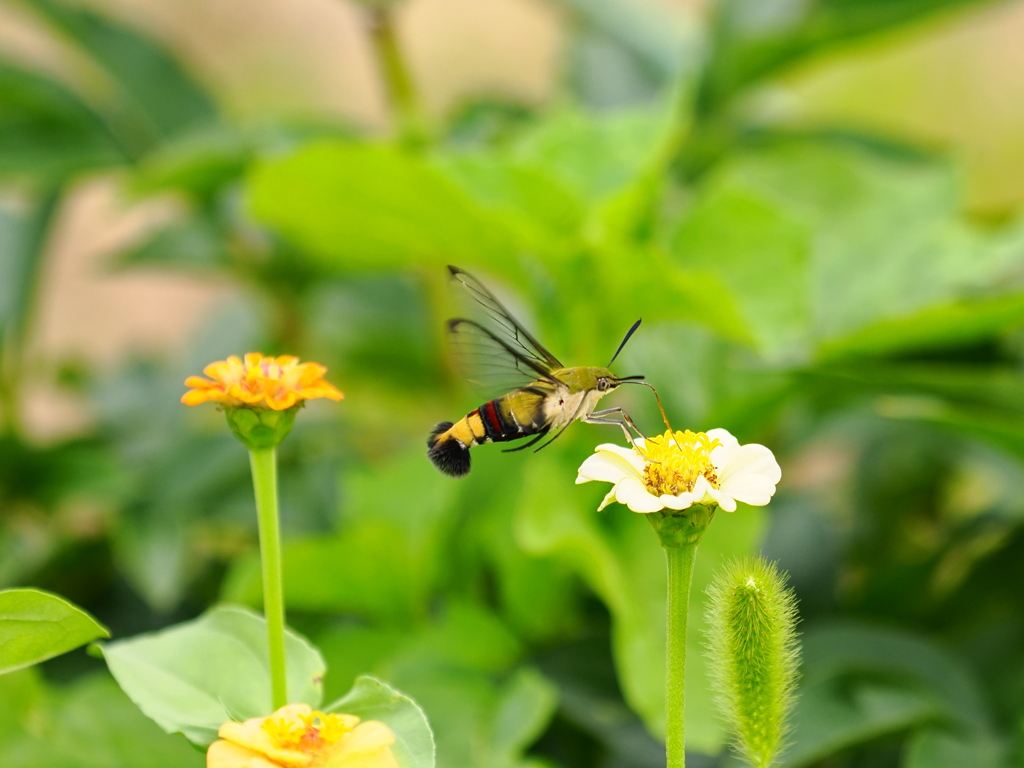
612, 476, 665, 513
206, 739, 282, 768
327, 721, 398, 768
717, 444, 781, 507
184, 354, 342, 411
576, 448, 643, 485
705, 428, 739, 451
597, 487, 619, 511
219, 705, 312, 767
660, 492, 695, 511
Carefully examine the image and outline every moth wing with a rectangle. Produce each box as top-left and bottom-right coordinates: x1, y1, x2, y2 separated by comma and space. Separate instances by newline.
448, 266, 563, 371
447, 318, 560, 400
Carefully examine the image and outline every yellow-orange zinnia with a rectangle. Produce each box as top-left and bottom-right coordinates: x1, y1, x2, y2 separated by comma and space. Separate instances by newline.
182, 353, 343, 411
206, 703, 398, 768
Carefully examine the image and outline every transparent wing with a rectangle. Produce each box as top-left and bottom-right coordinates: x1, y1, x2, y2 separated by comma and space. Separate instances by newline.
444, 266, 564, 399
448, 266, 563, 371
448, 318, 559, 398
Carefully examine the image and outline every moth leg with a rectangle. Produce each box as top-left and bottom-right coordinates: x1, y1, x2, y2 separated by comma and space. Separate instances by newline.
502, 431, 548, 453
584, 407, 645, 444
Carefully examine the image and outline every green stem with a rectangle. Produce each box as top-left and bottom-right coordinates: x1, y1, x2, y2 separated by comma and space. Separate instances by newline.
249, 447, 288, 709
665, 539, 699, 768
368, 7, 428, 147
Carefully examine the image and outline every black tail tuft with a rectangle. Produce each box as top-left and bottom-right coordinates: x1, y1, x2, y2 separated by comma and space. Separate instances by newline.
427, 421, 471, 477
427, 421, 454, 447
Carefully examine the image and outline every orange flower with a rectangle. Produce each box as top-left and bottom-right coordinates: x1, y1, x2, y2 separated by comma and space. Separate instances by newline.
206, 703, 397, 768
183, 353, 343, 411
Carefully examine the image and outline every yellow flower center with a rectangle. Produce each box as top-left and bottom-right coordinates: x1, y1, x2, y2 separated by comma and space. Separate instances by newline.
262, 710, 353, 754
636, 429, 721, 496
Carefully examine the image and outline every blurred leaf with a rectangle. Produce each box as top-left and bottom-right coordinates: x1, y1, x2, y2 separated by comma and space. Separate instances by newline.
248, 141, 522, 269
327, 675, 436, 768
672, 142, 1024, 361
553, 0, 689, 85
127, 125, 250, 200
0, 588, 108, 674
0, 672, 203, 767
515, 456, 765, 752
567, 28, 669, 111
388, 602, 523, 679
488, 668, 558, 766
114, 215, 229, 272
668, 178, 812, 361
389, 664, 553, 768
535, 638, 666, 768
0, 190, 61, 358
782, 678, 938, 767
904, 727, 1006, 768
109, 433, 245, 611
699, 0, 1003, 113
439, 154, 585, 257
223, 450, 460, 624
101, 605, 324, 745
511, 106, 675, 206
24, 0, 216, 153
819, 292, 1024, 360
315, 603, 551, 768
0, 668, 43, 743
0, 62, 121, 180
316, 625, 408, 703
476, 494, 583, 644
782, 621, 999, 767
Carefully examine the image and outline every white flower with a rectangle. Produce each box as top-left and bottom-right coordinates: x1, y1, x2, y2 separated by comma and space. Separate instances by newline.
575, 428, 781, 514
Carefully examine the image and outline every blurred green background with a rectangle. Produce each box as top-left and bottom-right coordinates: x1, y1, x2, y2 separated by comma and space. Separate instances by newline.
3, 0, 1024, 766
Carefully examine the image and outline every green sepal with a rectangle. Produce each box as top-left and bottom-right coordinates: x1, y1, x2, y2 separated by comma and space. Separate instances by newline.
224, 405, 298, 450
648, 504, 715, 548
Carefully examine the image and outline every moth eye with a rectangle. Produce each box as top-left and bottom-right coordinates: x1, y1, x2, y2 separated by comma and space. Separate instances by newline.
598, 377, 609, 391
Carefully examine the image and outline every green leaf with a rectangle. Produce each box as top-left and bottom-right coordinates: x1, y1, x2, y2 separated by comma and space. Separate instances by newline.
672, 142, 1024, 361
782, 621, 999, 766
904, 727, 1006, 768
511, 106, 675, 205
313, 605, 553, 768
0, 588, 108, 675
247, 141, 522, 270
550, 0, 687, 83
0, 62, 122, 181
0, 668, 43, 744
818, 291, 1024, 360
101, 605, 325, 746
782, 678, 939, 767
668, 178, 812, 361
0, 190, 62, 358
326, 676, 436, 768
114, 215, 229, 272
0, 672, 203, 767
223, 450, 461, 625
24, 0, 216, 153
439, 154, 585, 257
127, 125, 250, 200
700, 0, 1002, 111
488, 668, 559, 765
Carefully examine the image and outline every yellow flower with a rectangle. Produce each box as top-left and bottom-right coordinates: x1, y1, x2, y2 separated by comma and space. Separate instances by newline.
206, 703, 398, 768
182, 353, 343, 411
576, 428, 781, 514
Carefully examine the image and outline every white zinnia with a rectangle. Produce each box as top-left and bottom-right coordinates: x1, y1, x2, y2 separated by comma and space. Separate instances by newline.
575, 427, 781, 514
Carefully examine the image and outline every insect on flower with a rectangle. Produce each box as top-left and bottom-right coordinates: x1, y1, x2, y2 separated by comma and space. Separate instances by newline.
427, 266, 654, 477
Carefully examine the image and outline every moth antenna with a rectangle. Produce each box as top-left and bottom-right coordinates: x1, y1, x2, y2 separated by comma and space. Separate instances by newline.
608, 318, 642, 367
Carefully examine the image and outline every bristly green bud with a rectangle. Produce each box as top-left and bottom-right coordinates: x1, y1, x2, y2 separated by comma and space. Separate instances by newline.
705, 557, 800, 768
223, 406, 298, 450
